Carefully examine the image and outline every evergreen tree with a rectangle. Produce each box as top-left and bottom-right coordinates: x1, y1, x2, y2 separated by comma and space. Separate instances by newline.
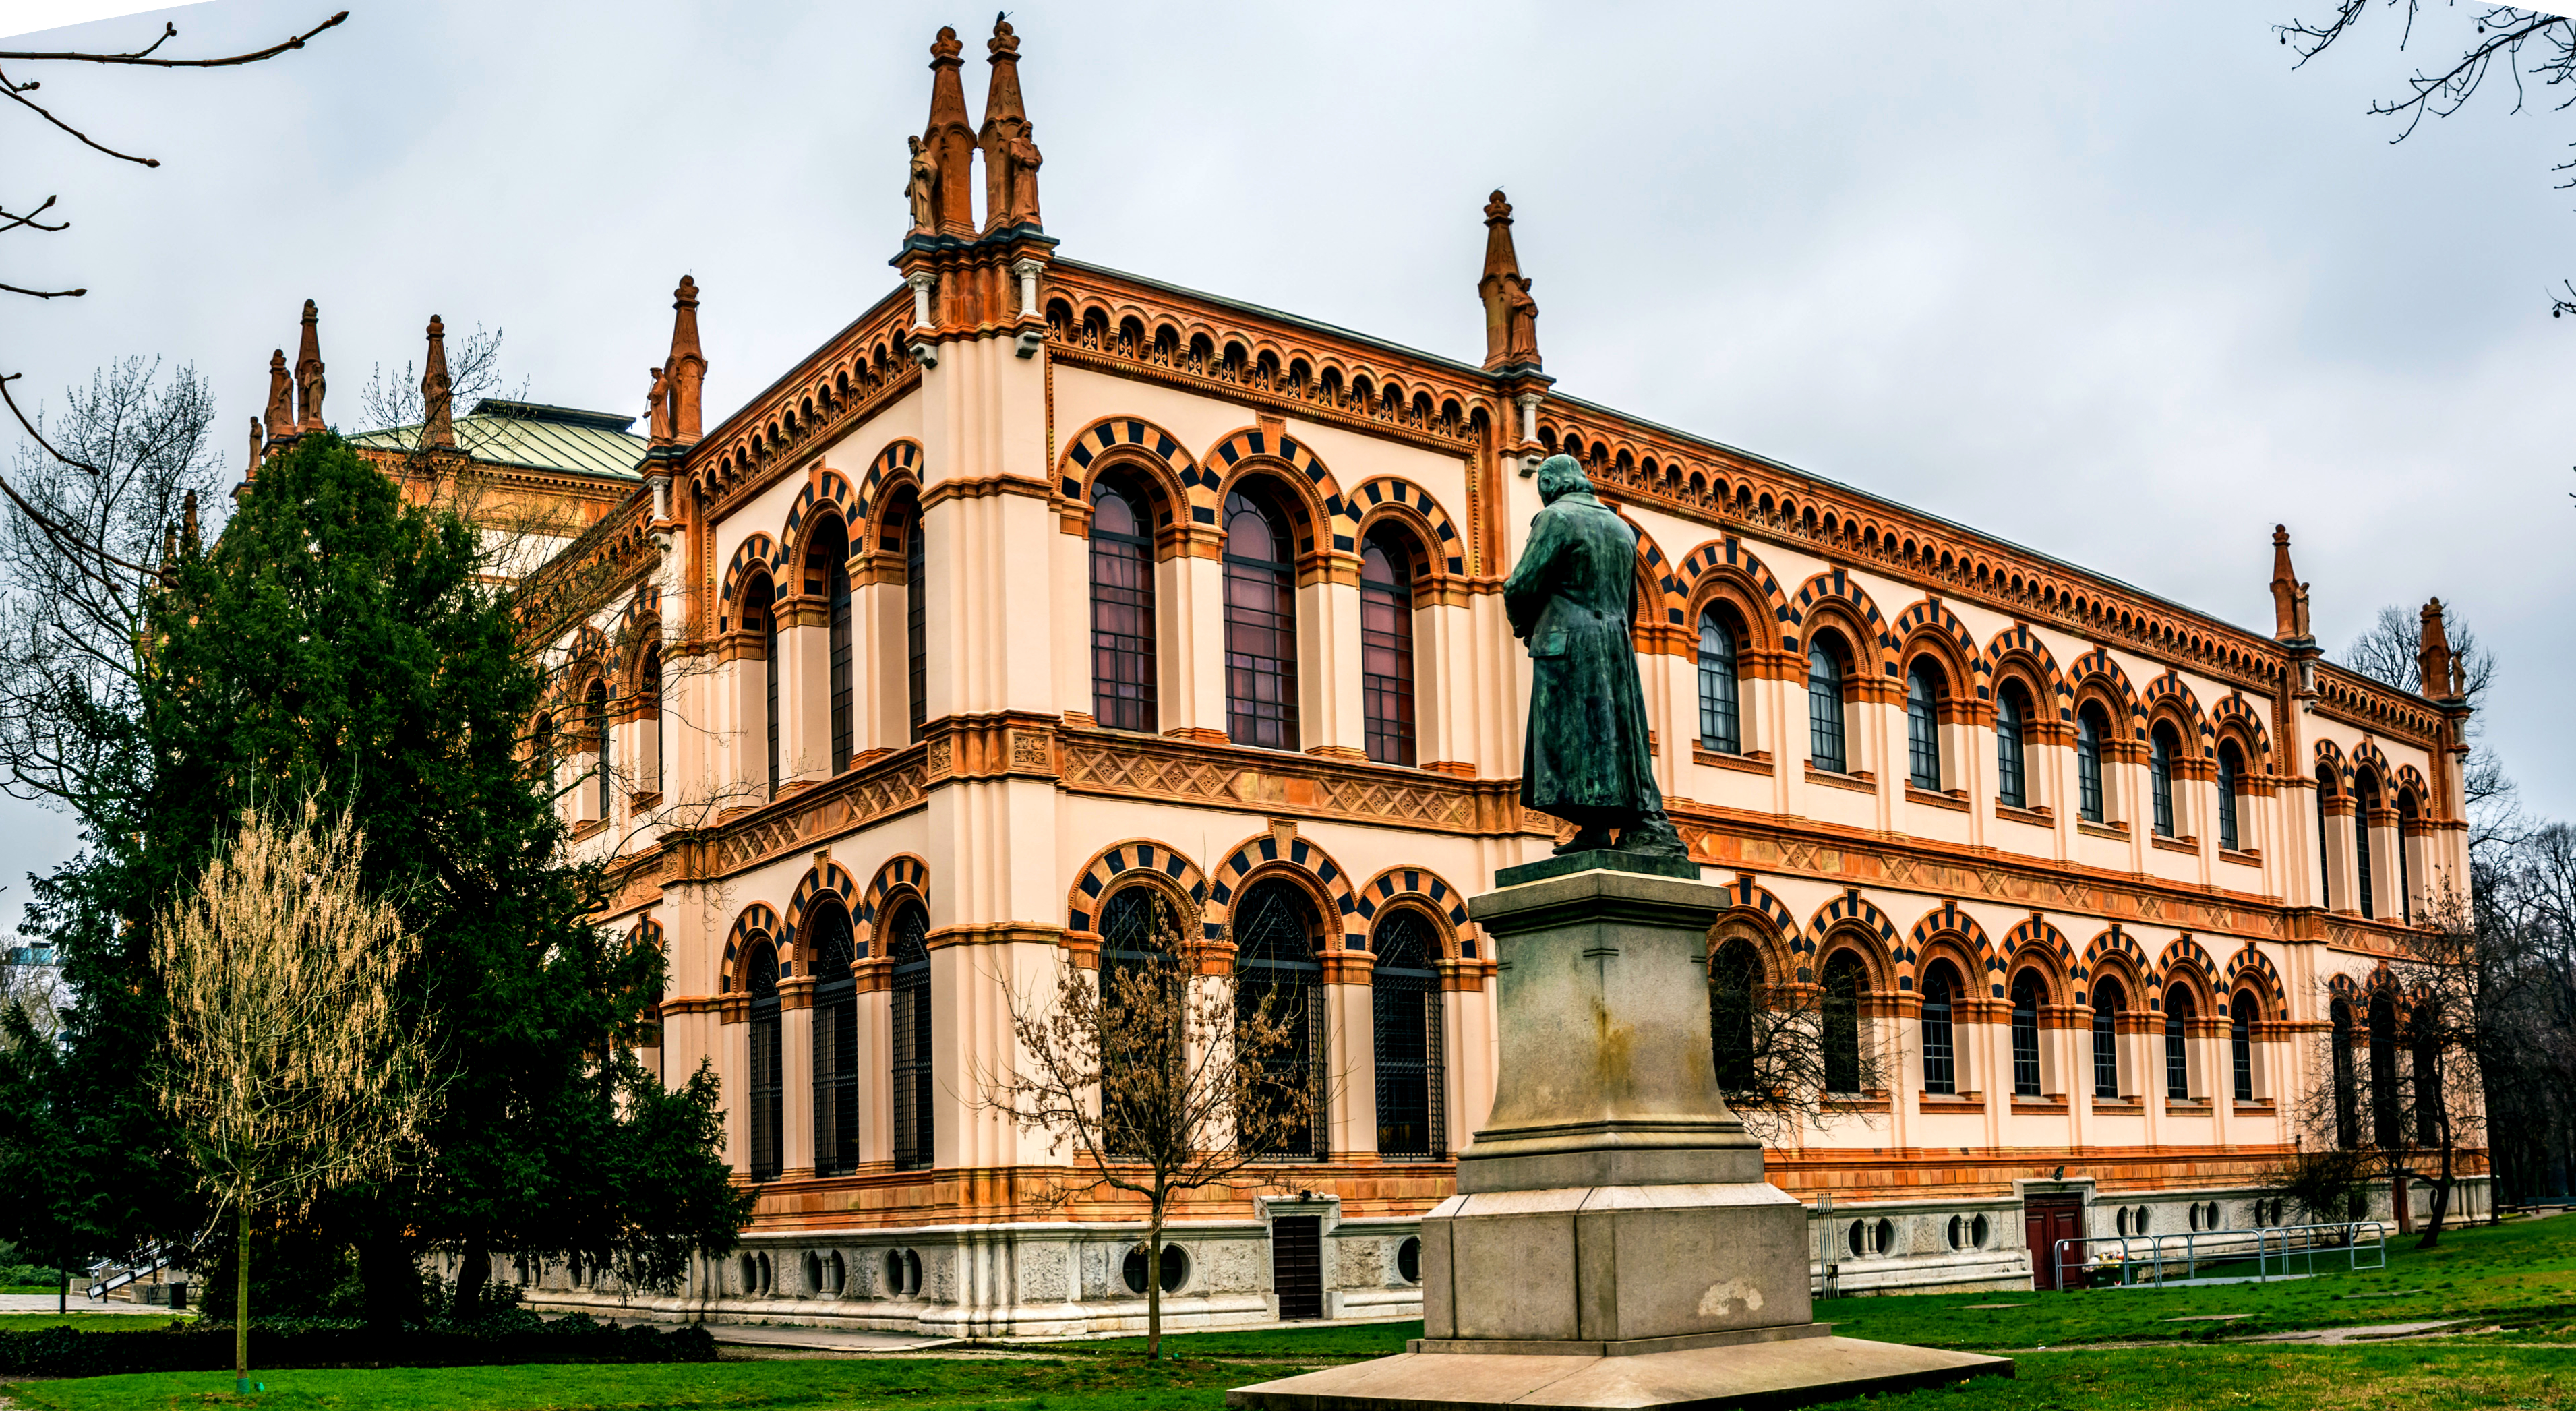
2, 432, 748, 1319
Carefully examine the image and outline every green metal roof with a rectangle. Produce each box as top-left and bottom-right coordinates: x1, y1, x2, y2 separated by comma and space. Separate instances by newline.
352, 398, 648, 480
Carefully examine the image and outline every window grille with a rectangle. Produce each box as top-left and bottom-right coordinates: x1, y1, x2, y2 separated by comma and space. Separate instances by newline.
1807, 642, 1847, 773
1922, 970, 1956, 1095
2331, 1000, 2359, 1149
1098, 888, 1178, 1160
2396, 795, 2416, 923
2010, 974, 2041, 1097
2165, 986, 2192, 1100
2076, 707, 2105, 823
746, 943, 783, 1182
890, 903, 934, 1170
1995, 687, 2026, 808
748, 578, 778, 796
824, 521, 854, 772
1822, 954, 1862, 1094
1088, 483, 1158, 733
810, 903, 860, 1176
1371, 911, 1443, 1160
2231, 996, 2254, 1103
1697, 609, 1740, 754
1232, 879, 1327, 1160
2317, 769, 2337, 909
2150, 726, 2176, 837
903, 504, 927, 743
1224, 491, 1299, 751
1359, 533, 1417, 767
588, 680, 611, 822
2369, 993, 2399, 1148
1708, 940, 1760, 1094
2216, 744, 2240, 850
2091, 980, 2122, 1098
1907, 665, 1941, 790
2354, 776, 2378, 919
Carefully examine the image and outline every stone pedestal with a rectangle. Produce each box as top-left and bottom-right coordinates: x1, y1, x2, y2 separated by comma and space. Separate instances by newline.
1230, 863, 2010, 1411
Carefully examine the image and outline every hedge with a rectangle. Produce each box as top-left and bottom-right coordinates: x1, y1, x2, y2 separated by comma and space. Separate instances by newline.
0, 1313, 715, 1378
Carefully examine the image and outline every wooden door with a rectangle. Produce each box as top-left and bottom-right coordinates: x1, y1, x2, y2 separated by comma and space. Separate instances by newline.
2026, 1198, 2085, 1290
1271, 1215, 1323, 1319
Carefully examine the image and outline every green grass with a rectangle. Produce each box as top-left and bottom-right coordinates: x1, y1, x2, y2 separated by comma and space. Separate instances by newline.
1043, 1319, 1418, 1359
0, 1313, 188, 1332
1815, 1213, 2576, 1350
9, 1347, 2573, 1411
0, 1286, 69, 1297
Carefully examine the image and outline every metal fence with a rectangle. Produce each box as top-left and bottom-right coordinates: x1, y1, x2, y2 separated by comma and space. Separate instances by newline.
2053, 1220, 2387, 1290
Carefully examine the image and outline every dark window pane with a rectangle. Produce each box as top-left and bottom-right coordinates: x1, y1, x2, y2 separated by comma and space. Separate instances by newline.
891, 903, 933, 1170
2151, 725, 2176, 837
903, 504, 927, 743
1089, 483, 1158, 733
1697, 609, 1740, 754
1907, 665, 1941, 790
1371, 911, 1443, 1159
2217, 744, 2241, 851
1224, 491, 1299, 751
2165, 985, 2193, 1100
1996, 687, 2025, 809
1822, 954, 1863, 1094
810, 901, 859, 1176
1923, 969, 1956, 1095
2077, 707, 2105, 823
2011, 974, 2042, 1097
2091, 980, 2123, 1098
1360, 533, 1416, 767
1808, 642, 1847, 773
1233, 879, 1326, 1160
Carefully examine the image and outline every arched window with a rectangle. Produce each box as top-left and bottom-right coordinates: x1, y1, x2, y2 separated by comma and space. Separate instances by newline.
744, 573, 779, 796
810, 899, 859, 1176
586, 678, 611, 822
1098, 886, 1177, 1158
1371, 909, 1444, 1160
1921, 963, 1959, 1095
2230, 989, 2258, 1104
899, 496, 927, 742
532, 713, 556, 810
1808, 636, 1849, 773
2216, 741, 2244, 851
1995, 682, 2029, 809
2164, 984, 2194, 1100
889, 901, 933, 1170
2396, 792, 2418, 922
744, 940, 783, 1182
1233, 878, 1325, 1159
1089, 475, 1158, 733
2354, 772, 2380, 920
2331, 998, 2360, 1148
2413, 1002, 2443, 1148
2316, 766, 2340, 909
2010, 971, 2043, 1098
1708, 938, 1762, 1094
2149, 723, 2179, 838
1821, 951, 1866, 1094
640, 642, 663, 795
1697, 607, 1741, 754
2368, 990, 2399, 1147
2076, 703, 2109, 823
1222, 486, 1298, 751
1907, 661, 1944, 791
2090, 978, 2124, 1099
1359, 527, 1418, 767
812, 516, 854, 772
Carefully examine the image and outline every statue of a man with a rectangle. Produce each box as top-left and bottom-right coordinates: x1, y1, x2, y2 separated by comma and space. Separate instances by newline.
1503, 454, 1687, 857
905, 134, 938, 235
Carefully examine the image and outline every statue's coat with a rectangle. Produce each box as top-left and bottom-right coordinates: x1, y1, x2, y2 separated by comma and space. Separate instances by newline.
1502, 489, 1666, 819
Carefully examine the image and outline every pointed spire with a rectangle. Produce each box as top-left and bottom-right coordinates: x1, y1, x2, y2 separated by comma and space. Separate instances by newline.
421, 315, 455, 449
2268, 524, 2305, 640
923, 26, 977, 238
264, 349, 293, 440
1476, 191, 1540, 371
666, 276, 705, 444
978, 14, 1042, 234
2418, 597, 2455, 700
293, 299, 326, 433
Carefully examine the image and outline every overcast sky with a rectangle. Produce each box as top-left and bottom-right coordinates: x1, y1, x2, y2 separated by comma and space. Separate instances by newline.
7, 1, 2571, 932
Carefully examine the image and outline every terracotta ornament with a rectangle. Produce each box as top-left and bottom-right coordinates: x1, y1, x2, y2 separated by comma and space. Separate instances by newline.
422, 315, 455, 449
293, 299, 326, 433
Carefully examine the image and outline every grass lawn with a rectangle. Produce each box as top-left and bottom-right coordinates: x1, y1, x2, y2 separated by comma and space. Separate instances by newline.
0, 1313, 187, 1333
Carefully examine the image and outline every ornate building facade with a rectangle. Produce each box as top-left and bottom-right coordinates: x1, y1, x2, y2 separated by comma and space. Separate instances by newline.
309, 20, 2479, 1331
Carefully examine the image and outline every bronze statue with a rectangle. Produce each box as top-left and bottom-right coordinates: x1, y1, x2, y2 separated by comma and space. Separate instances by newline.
1503, 454, 1687, 857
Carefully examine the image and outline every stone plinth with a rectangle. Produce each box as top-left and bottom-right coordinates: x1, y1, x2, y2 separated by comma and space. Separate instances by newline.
1228, 864, 2010, 1411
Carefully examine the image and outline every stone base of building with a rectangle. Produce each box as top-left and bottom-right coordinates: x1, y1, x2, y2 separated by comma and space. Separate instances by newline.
1226, 1338, 2010, 1411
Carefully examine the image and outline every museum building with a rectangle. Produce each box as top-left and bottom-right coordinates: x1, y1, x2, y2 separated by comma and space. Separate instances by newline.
293, 20, 2481, 1331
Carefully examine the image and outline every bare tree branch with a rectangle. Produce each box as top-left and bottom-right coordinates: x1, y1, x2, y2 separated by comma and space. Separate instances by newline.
1, 13, 349, 68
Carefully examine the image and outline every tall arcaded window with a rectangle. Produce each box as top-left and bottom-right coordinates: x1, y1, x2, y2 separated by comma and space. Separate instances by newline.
2316, 766, 2340, 909
2368, 990, 2399, 1147
1906, 662, 1943, 791
2216, 741, 2244, 851
1087, 475, 1157, 733
1095, 887, 1173, 1158
586, 678, 610, 822
1995, 682, 2029, 808
900, 497, 927, 743
1921, 963, 1959, 1095
2396, 792, 2418, 922
810, 899, 859, 1176
1821, 951, 1865, 1094
744, 573, 779, 797
889, 901, 934, 1170
2331, 997, 2359, 1148
1807, 637, 1849, 774
640, 641, 663, 795
1708, 938, 1761, 1093
2076, 703, 2109, 823
1233, 878, 1327, 1160
1369, 909, 1443, 1160
1359, 527, 1418, 767
814, 517, 853, 772
2089, 978, 2124, 1098
2164, 985, 2194, 1100
2010, 971, 2043, 1098
1696, 607, 1741, 754
2149, 723, 2179, 838
744, 940, 783, 1182
2231, 990, 2257, 1103
1223, 486, 1299, 751
2354, 771, 2380, 920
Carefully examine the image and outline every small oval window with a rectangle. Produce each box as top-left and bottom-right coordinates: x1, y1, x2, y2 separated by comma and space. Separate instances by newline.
1396, 1236, 1422, 1284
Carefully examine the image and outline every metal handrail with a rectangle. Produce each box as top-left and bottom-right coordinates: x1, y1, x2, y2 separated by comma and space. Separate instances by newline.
2051, 1221, 2386, 1290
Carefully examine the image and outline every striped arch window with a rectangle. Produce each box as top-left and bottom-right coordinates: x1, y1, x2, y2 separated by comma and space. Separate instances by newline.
586, 678, 611, 822
2216, 741, 2244, 851
2149, 723, 2180, 838
809, 901, 859, 1176
1088, 475, 1158, 733
2354, 773, 2380, 920
1907, 662, 1943, 791
2089, 978, 2124, 1099
2165, 984, 2194, 1100
1697, 607, 1741, 755
2076, 704, 2109, 824
1822, 951, 1866, 1095
901, 499, 927, 743
1369, 909, 1443, 1160
1807, 637, 1849, 774
889, 901, 934, 1170
1223, 487, 1300, 752
743, 574, 779, 798
2396, 792, 2418, 922
2010, 971, 2043, 1098
1232, 878, 1327, 1160
1359, 527, 1419, 767
744, 940, 783, 1182
2231, 990, 2258, 1103
1995, 682, 2029, 810
1921, 963, 1959, 1096
810, 516, 853, 773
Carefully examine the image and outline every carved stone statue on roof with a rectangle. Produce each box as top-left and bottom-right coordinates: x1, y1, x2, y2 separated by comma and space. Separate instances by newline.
905, 134, 937, 235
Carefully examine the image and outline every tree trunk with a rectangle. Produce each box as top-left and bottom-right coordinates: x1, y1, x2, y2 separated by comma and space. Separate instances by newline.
356, 1222, 417, 1330
1145, 1198, 1164, 1362
454, 1244, 488, 1315
2420, 1127, 2456, 1249
234, 1200, 251, 1394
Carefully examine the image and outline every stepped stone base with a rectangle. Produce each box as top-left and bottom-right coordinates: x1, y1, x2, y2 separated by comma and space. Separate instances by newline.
1225, 1338, 2010, 1411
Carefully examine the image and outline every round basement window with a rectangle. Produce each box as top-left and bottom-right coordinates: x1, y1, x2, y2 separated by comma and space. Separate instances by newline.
1396, 1236, 1422, 1284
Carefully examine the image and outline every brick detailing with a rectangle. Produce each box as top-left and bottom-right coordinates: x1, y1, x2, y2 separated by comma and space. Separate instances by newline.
1206, 831, 1363, 949
2143, 671, 2214, 756
722, 903, 783, 991
1066, 839, 1210, 936
719, 532, 783, 616
1785, 569, 1900, 677
2154, 934, 2219, 1007
2312, 738, 2349, 793
1674, 537, 1794, 640
1058, 416, 1197, 515
2002, 916, 2078, 999
2348, 738, 2395, 787
1340, 477, 1466, 577
2393, 763, 2430, 808
1353, 866, 1478, 959
2080, 924, 2152, 1006
783, 859, 862, 964
1807, 891, 1904, 990
1203, 427, 1344, 541
1978, 624, 2073, 719
1907, 899, 2000, 996
2223, 943, 2287, 1014
852, 439, 922, 521
855, 855, 930, 953
1718, 875, 1808, 975
2069, 647, 2148, 741
781, 463, 857, 552
1891, 597, 1981, 679
2212, 692, 2273, 769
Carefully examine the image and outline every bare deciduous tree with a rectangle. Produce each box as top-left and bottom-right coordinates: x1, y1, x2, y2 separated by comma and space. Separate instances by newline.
986, 893, 1315, 1360
153, 799, 434, 1392
2338, 601, 2521, 857
1707, 944, 1889, 1146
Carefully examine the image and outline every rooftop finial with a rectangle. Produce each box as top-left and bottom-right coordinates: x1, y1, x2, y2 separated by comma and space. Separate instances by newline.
924, 26, 977, 238
666, 276, 705, 444
262, 351, 292, 441
2418, 597, 2455, 701
422, 315, 455, 449
978, 13, 1042, 235
1478, 190, 1539, 371
294, 299, 326, 433
2268, 524, 2308, 642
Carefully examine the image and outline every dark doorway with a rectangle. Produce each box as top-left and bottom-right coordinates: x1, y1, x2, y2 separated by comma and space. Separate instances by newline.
2025, 1196, 2085, 1290
1271, 1215, 1323, 1319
